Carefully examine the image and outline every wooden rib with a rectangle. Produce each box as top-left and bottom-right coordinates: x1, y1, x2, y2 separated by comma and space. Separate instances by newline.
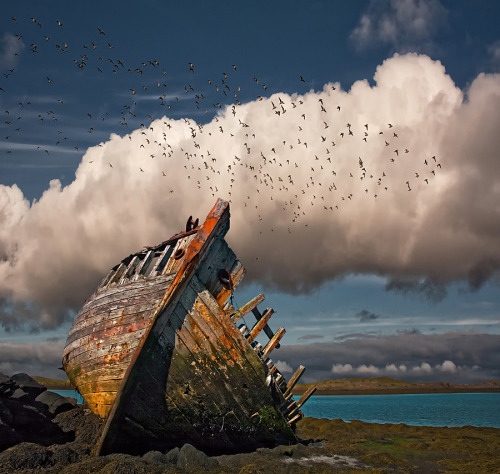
261, 327, 286, 360
133, 250, 153, 280
119, 256, 140, 284
284, 365, 306, 398
230, 294, 265, 323
99, 268, 116, 289
296, 386, 317, 408
247, 308, 274, 343
107, 263, 126, 286
150, 245, 173, 277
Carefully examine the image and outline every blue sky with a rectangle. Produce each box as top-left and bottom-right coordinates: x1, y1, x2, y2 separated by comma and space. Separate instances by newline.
0, 1, 499, 383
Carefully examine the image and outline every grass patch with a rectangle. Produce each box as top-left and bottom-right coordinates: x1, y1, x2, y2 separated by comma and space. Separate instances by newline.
296, 417, 500, 473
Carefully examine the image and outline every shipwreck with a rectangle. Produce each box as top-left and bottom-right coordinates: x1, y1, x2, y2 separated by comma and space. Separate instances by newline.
62, 199, 316, 455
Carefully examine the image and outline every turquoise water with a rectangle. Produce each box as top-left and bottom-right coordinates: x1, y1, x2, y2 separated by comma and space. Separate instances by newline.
294, 393, 500, 428
53, 389, 85, 405
53, 390, 500, 428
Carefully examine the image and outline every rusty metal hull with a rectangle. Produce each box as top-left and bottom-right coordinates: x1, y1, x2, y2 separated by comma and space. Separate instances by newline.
63, 199, 309, 455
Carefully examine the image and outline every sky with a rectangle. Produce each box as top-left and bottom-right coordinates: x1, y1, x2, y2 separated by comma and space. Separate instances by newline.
0, 0, 499, 384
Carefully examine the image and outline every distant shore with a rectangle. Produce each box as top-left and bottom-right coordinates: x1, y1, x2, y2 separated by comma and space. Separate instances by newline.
292, 376, 500, 396
36, 375, 500, 395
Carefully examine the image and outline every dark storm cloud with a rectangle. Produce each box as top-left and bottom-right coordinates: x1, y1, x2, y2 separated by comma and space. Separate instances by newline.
274, 331, 500, 384
0, 340, 65, 379
385, 277, 448, 301
297, 334, 324, 341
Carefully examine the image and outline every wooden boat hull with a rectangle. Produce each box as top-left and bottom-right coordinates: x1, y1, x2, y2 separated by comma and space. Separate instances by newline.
63, 199, 312, 455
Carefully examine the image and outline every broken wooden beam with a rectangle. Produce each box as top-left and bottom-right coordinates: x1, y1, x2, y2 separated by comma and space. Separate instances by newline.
288, 412, 303, 424
230, 294, 265, 323
261, 327, 286, 360
247, 308, 274, 343
284, 365, 306, 398
296, 386, 317, 408
251, 307, 277, 346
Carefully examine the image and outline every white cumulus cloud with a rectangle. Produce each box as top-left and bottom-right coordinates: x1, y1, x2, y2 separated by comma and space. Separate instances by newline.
356, 364, 380, 374
351, 0, 448, 52
275, 360, 293, 373
332, 363, 353, 374
0, 53, 500, 330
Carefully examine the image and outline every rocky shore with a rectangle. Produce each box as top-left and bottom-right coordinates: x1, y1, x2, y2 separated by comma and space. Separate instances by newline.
1, 372, 499, 473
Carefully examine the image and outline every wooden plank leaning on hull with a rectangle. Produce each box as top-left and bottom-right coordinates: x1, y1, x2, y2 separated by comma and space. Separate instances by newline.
95, 199, 234, 455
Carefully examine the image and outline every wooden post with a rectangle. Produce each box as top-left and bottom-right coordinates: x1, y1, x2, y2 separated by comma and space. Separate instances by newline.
230, 294, 265, 323
296, 386, 317, 408
261, 327, 286, 360
247, 308, 274, 343
284, 365, 306, 398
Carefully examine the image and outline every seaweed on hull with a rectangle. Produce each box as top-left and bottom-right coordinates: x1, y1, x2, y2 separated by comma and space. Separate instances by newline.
62, 199, 316, 456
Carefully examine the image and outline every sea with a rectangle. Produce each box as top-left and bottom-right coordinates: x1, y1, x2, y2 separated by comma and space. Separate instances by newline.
53, 390, 500, 429
293, 392, 500, 428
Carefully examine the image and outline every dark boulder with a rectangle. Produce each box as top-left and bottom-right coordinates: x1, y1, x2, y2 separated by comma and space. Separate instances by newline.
0, 398, 13, 424
36, 390, 76, 415
0, 419, 23, 452
177, 443, 218, 469
9, 373, 46, 398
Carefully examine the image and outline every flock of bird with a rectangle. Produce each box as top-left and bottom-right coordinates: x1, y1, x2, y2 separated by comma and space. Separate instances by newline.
1, 15, 444, 234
